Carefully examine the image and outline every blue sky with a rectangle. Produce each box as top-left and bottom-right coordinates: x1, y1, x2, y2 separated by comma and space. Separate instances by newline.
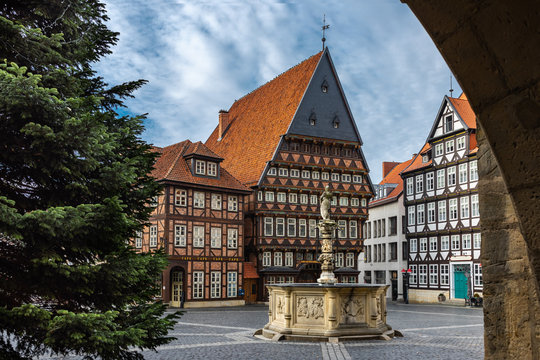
97, 0, 461, 183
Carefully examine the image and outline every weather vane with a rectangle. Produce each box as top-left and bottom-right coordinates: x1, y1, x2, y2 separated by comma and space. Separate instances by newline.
322, 14, 330, 51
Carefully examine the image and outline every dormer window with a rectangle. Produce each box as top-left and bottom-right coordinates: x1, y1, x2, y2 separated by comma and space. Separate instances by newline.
195, 160, 206, 175
207, 162, 217, 176
321, 80, 329, 93
332, 116, 340, 129
309, 113, 317, 126
445, 115, 453, 133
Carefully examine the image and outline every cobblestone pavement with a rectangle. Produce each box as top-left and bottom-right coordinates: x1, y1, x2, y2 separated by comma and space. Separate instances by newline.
45, 302, 484, 360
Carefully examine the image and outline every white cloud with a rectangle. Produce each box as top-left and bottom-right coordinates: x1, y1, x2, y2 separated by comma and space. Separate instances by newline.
97, 0, 461, 183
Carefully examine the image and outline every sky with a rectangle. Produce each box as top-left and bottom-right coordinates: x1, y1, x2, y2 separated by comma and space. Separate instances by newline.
96, 0, 461, 183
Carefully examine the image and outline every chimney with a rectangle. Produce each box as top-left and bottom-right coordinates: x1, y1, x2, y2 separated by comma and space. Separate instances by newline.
382, 161, 400, 178
218, 110, 230, 140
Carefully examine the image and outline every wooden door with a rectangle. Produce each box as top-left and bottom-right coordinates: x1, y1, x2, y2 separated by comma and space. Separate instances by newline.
170, 270, 184, 307
244, 279, 258, 304
454, 265, 468, 299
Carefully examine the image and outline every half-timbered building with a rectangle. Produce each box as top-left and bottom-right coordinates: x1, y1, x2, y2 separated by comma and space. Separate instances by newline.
401, 93, 482, 303
138, 140, 251, 307
205, 48, 374, 300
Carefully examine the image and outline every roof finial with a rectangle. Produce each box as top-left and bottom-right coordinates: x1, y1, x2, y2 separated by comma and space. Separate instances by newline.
321, 14, 330, 51
449, 75, 454, 98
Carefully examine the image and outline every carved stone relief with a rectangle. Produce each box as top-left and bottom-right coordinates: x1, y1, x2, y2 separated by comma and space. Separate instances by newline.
297, 296, 324, 319
277, 296, 285, 314
341, 296, 365, 324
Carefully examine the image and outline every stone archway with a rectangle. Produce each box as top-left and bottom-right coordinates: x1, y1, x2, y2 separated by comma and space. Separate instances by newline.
401, 1, 540, 358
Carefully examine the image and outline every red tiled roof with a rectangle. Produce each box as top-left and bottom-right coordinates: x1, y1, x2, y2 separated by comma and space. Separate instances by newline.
449, 96, 476, 129
205, 51, 324, 185
243, 262, 259, 279
370, 157, 415, 207
400, 143, 432, 174
151, 140, 250, 192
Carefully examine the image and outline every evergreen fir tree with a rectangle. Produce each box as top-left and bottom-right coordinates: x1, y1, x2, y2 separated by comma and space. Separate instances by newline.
0, 1, 179, 358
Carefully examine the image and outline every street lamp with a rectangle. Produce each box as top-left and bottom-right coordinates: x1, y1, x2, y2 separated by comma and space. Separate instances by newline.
401, 268, 412, 304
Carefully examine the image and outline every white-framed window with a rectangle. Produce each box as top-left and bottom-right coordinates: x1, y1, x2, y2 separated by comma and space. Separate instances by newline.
346, 253, 355, 267
207, 162, 217, 177
258, 191, 263, 202
310, 195, 318, 205
299, 219, 307, 237
462, 234, 472, 249
322, 172, 330, 180
265, 191, 274, 202
335, 252, 344, 268
302, 170, 310, 179
406, 177, 414, 195
351, 198, 359, 207
457, 136, 466, 150
211, 194, 222, 210
274, 252, 282, 266
300, 194, 308, 204
342, 174, 351, 182
289, 193, 297, 204
410, 238, 417, 252
361, 198, 367, 207
193, 271, 204, 299
228, 196, 238, 212
211, 271, 221, 298
268, 167, 277, 176
471, 194, 480, 217
331, 173, 340, 182
419, 264, 428, 284
263, 251, 271, 267
448, 166, 456, 186
309, 219, 317, 238
429, 264, 438, 285
194, 226, 205, 247
150, 225, 157, 247
331, 196, 337, 205
339, 197, 348, 206
441, 236, 450, 251
264, 217, 273, 236
278, 168, 288, 177
417, 204, 425, 224
445, 115, 453, 133
174, 225, 186, 247
470, 160, 478, 181
135, 230, 142, 248
285, 252, 294, 267
175, 189, 187, 206
437, 169, 445, 189
349, 220, 358, 239
446, 140, 454, 153
194, 191, 205, 208
435, 143, 444, 157
438, 200, 447, 222
353, 175, 362, 183
441, 264, 449, 285
290, 169, 299, 177
410, 265, 417, 284
227, 272, 237, 298
287, 218, 296, 237
460, 197, 470, 218
451, 235, 460, 250
227, 228, 238, 249
474, 233, 481, 249
416, 175, 423, 193
338, 220, 347, 238
429, 237, 437, 252
474, 264, 483, 287
195, 160, 206, 175
408, 206, 415, 225
427, 202, 436, 223
277, 192, 286, 203
449, 198, 458, 220
426, 172, 434, 191
459, 163, 468, 184
419, 238, 428, 252
312, 171, 320, 180
276, 218, 285, 237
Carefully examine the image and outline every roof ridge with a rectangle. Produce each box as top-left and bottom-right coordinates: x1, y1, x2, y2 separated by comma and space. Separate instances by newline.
164, 140, 190, 179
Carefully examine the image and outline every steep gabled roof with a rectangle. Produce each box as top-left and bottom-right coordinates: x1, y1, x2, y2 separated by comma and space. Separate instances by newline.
205, 51, 324, 186
400, 143, 432, 175
151, 140, 249, 192
370, 157, 415, 207
449, 96, 476, 129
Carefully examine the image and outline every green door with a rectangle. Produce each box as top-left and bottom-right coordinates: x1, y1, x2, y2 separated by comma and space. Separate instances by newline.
454, 268, 468, 299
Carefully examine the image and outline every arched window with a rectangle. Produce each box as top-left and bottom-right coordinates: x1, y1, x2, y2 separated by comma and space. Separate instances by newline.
309, 112, 317, 126
321, 80, 329, 93
332, 116, 340, 129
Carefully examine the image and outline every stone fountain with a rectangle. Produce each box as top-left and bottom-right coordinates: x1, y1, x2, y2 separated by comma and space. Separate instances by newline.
260, 186, 395, 342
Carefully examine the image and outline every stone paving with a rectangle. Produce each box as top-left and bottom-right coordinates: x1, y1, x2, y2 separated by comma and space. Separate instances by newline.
44, 302, 484, 359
